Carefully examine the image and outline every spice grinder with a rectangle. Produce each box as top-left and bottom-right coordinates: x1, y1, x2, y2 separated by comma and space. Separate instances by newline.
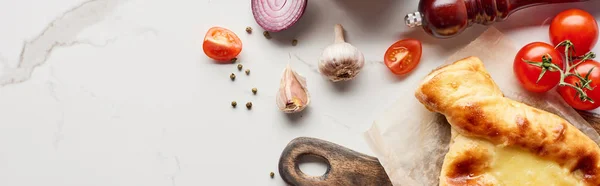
405, 0, 592, 38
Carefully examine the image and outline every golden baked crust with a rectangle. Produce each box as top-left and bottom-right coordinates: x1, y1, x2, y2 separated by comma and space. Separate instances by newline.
441, 129, 497, 186
415, 57, 600, 185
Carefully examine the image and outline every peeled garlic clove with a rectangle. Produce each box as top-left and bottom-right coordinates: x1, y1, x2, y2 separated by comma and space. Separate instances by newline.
318, 43, 365, 82
276, 64, 310, 113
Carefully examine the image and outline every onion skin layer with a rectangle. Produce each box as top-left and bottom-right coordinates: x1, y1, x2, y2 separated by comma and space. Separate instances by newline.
251, 0, 308, 32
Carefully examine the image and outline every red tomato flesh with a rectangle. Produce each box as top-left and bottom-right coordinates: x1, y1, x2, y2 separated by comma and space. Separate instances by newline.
203, 27, 242, 62
384, 39, 422, 75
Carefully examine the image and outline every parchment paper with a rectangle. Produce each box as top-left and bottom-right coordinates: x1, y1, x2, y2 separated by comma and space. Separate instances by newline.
364, 27, 600, 186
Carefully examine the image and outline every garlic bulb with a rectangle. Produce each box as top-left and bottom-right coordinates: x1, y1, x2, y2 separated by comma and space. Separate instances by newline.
276, 64, 310, 113
318, 24, 365, 82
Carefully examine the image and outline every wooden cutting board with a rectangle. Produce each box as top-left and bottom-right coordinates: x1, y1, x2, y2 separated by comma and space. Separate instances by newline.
278, 137, 393, 186
578, 111, 600, 133
278, 112, 600, 186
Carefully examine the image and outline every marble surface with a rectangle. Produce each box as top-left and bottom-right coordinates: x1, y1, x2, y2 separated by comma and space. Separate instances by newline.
1, 0, 600, 185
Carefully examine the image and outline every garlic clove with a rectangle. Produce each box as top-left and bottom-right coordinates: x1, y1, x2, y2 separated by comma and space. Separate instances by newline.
319, 43, 365, 82
318, 24, 365, 82
276, 64, 310, 113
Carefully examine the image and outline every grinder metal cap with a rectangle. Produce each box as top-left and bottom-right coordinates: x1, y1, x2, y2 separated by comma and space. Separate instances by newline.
405, 11, 423, 28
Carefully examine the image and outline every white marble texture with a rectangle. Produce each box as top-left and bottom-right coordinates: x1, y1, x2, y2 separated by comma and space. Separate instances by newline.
1, 0, 600, 185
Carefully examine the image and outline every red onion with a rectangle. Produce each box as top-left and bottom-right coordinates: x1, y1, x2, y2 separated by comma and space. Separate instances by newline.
251, 0, 308, 32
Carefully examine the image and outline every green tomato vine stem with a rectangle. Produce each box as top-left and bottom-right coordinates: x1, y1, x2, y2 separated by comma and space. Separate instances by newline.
525, 40, 596, 103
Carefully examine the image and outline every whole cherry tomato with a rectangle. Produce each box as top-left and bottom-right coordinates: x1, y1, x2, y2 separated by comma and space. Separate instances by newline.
203, 27, 242, 62
550, 9, 598, 57
383, 39, 422, 75
557, 60, 600, 110
514, 42, 564, 93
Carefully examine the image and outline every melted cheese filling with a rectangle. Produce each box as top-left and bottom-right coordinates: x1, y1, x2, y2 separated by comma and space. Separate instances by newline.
490, 145, 582, 186
447, 133, 580, 186
446, 132, 586, 186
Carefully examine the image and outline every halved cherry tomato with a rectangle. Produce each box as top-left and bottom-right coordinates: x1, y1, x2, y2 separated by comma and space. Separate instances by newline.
383, 39, 422, 75
513, 42, 564, 93
203, 27, 242, 62
550, 9, 598, 57
557, 60, 600, 110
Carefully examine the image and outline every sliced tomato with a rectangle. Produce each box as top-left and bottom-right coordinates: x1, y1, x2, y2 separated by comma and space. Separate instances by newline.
203, 27, 242, 62
383, 39, 422, 75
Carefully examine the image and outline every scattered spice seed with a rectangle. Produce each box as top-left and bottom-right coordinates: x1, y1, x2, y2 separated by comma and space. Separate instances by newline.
245, 26, 252, 33
230, 73, 236, 81
231, 101, 237, 107
231, 58, 237, 63
245, 69, 251, 75
246, 102, 253, 109
237, 64, 243, 71
270, 172, 275, 178
263, 31, 271, 39
292, 39, 298, 46
252, 88, 258, 94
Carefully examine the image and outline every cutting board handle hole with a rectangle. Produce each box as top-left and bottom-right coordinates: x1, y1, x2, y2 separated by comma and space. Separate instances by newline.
298, 154, 330, 177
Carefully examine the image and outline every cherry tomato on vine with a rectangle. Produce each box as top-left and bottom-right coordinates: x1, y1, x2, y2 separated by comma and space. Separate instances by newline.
383, 39, 422, 75
557, 60, 600, 110
550, 9, 598, 57
203, 27, 243, 62
514, 42, 564, 93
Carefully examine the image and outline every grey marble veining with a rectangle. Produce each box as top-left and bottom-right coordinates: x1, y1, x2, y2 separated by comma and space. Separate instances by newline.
0, 0, 599, 185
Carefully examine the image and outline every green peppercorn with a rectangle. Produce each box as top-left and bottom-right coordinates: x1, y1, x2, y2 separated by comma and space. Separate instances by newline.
245, 69, 250, 75
237, 64, 243, 71
270, 172, 275, 178
252, 88, 257, 94
246, 102, 252, 109
231, 101, 237, 108
292, 39, 298, 46
230, 73, 236, 81
231, 58, 237, 63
